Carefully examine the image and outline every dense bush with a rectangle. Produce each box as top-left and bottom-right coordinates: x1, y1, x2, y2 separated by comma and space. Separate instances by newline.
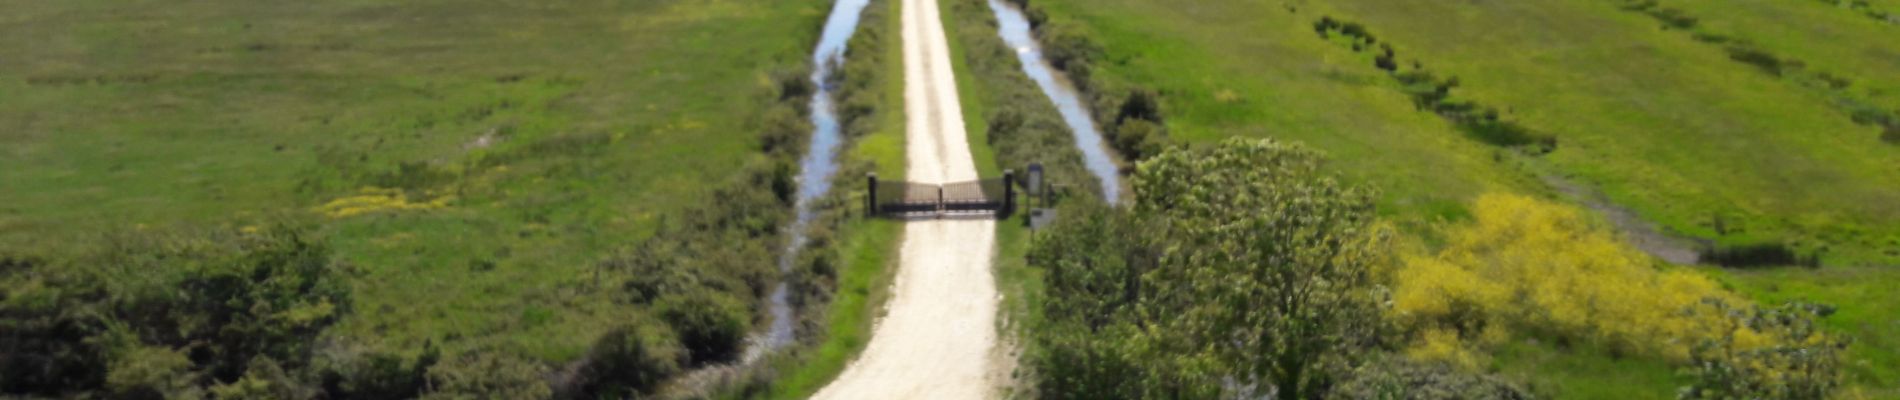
1699, 242, 1821, 268
208, 357, 320, 400
1393, 194, 1739, 362
1392, 194, 1845, 398
316, 343, 438, 400
104, 344, 201, 399
1030, 138, 1392, 399
1725, 45, 1791, 76
420, 351, 552, 400
1682, 300, 1847, 399
1331, 356, 1530, 399
1, 226, 351, 398
655, 290, 752, 365
577, 317, 687, 398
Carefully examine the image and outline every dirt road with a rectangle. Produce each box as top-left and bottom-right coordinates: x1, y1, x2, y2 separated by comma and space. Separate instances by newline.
809, 0, 1003, 395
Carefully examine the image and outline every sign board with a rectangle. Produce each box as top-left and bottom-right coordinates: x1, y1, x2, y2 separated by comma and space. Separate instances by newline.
1027, 163, 1043, 196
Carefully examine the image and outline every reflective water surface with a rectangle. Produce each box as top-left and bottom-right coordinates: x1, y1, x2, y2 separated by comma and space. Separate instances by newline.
988, 0, 1123, 203
750, 0, 872, 361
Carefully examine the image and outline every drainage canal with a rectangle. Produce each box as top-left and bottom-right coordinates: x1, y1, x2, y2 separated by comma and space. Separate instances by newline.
987, 0, 1124, 203
747, 0, 872, 361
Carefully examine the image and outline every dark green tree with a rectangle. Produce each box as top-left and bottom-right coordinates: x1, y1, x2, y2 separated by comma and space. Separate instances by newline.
1031, 138, 1392, 399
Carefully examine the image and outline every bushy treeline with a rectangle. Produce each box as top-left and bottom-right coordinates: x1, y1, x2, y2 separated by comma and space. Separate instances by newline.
1312, 17, 1557, 154
0, 226, 412, 399
1010, 0, 1173, 163
1027, 138, 1526, 399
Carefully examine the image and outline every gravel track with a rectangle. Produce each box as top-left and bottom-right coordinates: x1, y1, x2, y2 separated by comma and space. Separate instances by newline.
809, 0, 1003, 395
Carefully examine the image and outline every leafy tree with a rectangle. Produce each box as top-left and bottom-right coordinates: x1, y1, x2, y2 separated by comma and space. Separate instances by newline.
169, 228, 351, 382
1031, 138, 1392, 399
1028, 204, 1162, 398
1132, 137, 1391, 399
0, 259, 112, 395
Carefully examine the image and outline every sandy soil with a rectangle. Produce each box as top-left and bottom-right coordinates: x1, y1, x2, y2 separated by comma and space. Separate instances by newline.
809, 0, 1002, 395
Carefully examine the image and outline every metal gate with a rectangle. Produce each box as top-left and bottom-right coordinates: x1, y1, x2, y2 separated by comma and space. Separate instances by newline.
867, 171, 1015, 217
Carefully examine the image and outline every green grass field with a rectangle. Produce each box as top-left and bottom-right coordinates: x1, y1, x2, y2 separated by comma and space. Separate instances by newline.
1660, 0, 1900, 112
1025, 0, 1899, 396
1025, 0, 1537, 232
1302, 0, 1900, 264
0, 0, 828, 362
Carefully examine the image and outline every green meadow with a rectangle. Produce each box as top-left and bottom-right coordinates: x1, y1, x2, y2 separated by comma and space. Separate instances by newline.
1, 0, 825, 364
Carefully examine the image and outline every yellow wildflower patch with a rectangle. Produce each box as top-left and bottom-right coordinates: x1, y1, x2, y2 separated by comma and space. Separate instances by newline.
314, 187, 453, 218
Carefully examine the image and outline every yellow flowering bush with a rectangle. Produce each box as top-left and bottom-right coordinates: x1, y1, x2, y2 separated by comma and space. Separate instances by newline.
1394, 193, 1744, 362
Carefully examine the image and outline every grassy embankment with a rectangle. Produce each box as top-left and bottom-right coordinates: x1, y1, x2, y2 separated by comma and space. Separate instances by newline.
1, 0, 832, 396
1022, 0, 1898, 397
758, 0, 907, 397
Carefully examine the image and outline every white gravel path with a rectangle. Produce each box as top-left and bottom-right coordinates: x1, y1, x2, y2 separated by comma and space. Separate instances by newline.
809, 0, 1002, 395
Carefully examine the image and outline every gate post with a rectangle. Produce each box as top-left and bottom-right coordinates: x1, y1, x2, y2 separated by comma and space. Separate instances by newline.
1003, 169, 1015, 217
866, 173, 878, 217
938, 186, 945, 214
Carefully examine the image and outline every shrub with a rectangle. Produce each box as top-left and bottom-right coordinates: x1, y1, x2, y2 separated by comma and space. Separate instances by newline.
209, 357, 320, 400
1699, 242, 1819, 268
1726, 45, 1789, 76
315, 344, 437, 400
1113, 88, 1163, 124
1393, 193, 1737, 361
1681, 301, 1847, 399
1111, 119, 1165, 161
758, 105, 811, 156
1331, 355, 1530, 399
577, 317, 685, 397
421, 351, 552, 400
1039, 25, 1101, 76
105, 345, 200, 400
654, 290, 752, 365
